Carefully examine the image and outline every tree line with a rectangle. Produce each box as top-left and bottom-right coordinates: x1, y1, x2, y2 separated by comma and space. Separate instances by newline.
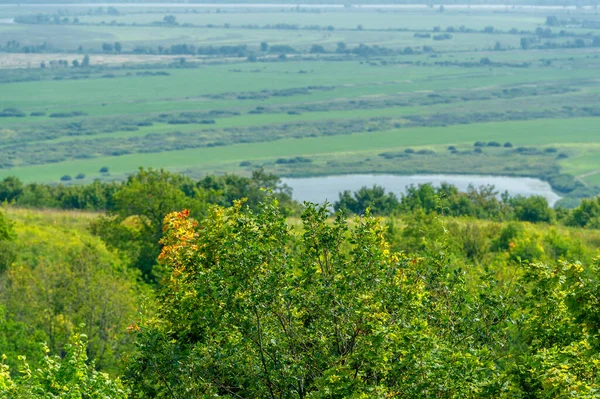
334, 183, 600, 228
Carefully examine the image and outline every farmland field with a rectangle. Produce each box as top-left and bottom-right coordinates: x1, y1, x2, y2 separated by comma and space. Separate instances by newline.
1, 2, 600, 206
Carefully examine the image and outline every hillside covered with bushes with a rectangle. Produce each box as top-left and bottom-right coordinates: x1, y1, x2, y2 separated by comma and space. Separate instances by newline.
0, 169, 599, 398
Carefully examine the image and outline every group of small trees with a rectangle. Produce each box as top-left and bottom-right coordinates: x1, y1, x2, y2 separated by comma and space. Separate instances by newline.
101, 41, 122, 52
334, 183, 557, 224
40, 55, 89, 69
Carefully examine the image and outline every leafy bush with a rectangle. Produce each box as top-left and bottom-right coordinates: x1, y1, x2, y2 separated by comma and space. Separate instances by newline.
567, 197, 600, 228
0, 332, 128, 398
125, 200, 600, 398
127, 202, 499, 397
510, 195, 554, 223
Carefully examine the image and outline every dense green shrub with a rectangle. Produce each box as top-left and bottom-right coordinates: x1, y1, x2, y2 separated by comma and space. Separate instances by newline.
567, 196, 600, 228
509, 195, 554, 223
0, 333, 128, 398
124, 199, 600, 398
334, 185, 399, 215
0, 211, 16, 273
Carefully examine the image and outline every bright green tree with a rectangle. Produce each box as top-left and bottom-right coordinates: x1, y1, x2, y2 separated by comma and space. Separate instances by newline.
126, 200, 525, 397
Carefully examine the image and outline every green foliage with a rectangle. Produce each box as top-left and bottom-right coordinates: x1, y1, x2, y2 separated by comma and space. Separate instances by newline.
334, 185, 399, 215
91, 168, 293, 282
0, 191, 599, 398
92, 167, 202, 281
0, 211, 15, 243
0, 177, 23, 204
0, 306, 44, 373
398, 183, 512, 220
0, 210, 16, 273
491, 222, 524, 252
0, 210, 147, 374
0, 331, 128, 398
509, 195, 554, 223
125, 198, 600, 398
567, 196, 600, 228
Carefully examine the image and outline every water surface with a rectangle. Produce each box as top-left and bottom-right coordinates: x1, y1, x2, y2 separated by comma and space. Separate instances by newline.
282, 174, 561, 207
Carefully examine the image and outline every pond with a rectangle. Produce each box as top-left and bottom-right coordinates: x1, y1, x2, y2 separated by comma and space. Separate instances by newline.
281, 174, 561, 207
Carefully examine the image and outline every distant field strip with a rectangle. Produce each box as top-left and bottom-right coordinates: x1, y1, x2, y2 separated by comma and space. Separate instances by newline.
2, 118, 599, 182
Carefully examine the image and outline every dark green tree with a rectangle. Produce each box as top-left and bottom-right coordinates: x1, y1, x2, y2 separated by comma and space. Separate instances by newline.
567, 196, 600, 228
0, 177, 23, 203
334, 185, 399, 215
510, 195, 554, 223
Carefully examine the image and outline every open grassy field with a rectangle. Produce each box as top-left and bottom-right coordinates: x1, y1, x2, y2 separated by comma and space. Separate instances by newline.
1, 3, 600, 205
